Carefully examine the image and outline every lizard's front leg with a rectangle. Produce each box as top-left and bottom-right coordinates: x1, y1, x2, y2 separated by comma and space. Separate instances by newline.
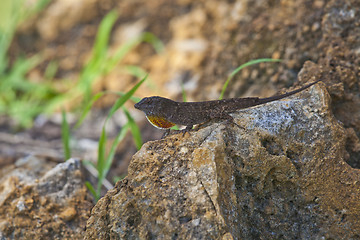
180, 125, 194, 137
162, 125, 193, 138
161, 129, 172, 139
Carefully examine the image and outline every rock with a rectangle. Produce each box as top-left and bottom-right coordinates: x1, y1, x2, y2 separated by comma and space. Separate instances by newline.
85, 82, 360, 239
0, 157, 93, 239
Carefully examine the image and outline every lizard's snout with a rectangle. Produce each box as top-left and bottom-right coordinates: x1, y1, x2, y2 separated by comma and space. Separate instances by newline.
134, 97, 153, 111
134, 102, 140, 109
134, 98, 146, 110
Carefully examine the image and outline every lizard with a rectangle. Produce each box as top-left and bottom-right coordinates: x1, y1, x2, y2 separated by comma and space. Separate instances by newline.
134, 79, 321, 132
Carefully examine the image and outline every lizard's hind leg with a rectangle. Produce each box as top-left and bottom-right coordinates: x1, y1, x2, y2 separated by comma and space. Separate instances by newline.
215, 112, 245, 130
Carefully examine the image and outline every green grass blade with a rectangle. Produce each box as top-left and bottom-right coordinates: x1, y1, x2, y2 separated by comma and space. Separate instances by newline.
97, 127, 107, 186
114, 92, 141, 103
82, 159, 96, 168
4, 54, 42, 86
76, 10, 119, 102
219, 58, 282, 100
121, 65, 148, 79
44, 61, 58, 80
93, 10, 118, 60
75, 91, 106, 128
103, 123, 130, 178
103, 32, 163, 75
0, 0, 50, 74
141, 32, 165, 53
106, 75, 147, 123
85, 181, 99, 202
103, 39, 142, 74
61, 109, 71, 160
0, 0, 21, 71
9, 100, 41, 128
181, 83, 187, 102
123, 107, 142, 149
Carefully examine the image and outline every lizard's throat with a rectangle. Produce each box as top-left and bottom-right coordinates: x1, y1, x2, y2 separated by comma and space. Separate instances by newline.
146, 115, 175, 129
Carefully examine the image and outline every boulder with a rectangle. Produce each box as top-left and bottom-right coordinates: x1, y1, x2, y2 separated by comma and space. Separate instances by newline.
85, 82, 360, 239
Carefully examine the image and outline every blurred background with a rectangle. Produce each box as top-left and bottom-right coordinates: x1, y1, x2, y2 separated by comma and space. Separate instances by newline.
0, 0, 328, 198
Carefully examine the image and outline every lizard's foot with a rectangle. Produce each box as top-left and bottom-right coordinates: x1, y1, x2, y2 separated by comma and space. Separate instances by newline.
210, 111, 244, 130
180, 125, 194, 137
228, 119, 245, 130
161, 125, 193, 138
193, 120, 210, 131
161, 129, 171, 139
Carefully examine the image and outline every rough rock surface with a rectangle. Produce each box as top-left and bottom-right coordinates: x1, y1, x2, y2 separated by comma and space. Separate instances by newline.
9, 0, 360, 180
5, 0, 359, 239
0, 158, 92, 239
85, 82, 360, 239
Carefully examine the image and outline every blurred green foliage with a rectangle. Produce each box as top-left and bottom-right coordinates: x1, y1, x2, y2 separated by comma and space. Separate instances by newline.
0, 0, 55, 127
58, 10, 162, 202
0, 3, 163, 128
0, 1, 163, 201
62, 75, 147, 202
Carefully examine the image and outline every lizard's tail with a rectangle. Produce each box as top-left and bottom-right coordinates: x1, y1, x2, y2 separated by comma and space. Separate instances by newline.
258, 79, 322, 105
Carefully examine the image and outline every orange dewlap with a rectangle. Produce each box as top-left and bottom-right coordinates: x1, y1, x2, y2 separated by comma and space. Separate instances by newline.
146, 115, 176, 129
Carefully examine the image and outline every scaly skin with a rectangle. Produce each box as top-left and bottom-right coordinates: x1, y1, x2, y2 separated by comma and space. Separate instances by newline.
134, 79, 321, 130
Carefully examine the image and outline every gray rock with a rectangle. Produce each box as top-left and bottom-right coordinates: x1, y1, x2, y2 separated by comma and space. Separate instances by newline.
0, 158, 92, 239
85, 82, 360, 239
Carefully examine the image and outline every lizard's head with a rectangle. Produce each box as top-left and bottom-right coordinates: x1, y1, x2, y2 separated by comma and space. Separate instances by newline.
134, 96, 177, 129
135, 96, 165, 115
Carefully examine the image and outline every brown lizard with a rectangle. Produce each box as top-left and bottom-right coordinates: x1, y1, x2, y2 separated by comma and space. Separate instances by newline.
134, 79, 321, 131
